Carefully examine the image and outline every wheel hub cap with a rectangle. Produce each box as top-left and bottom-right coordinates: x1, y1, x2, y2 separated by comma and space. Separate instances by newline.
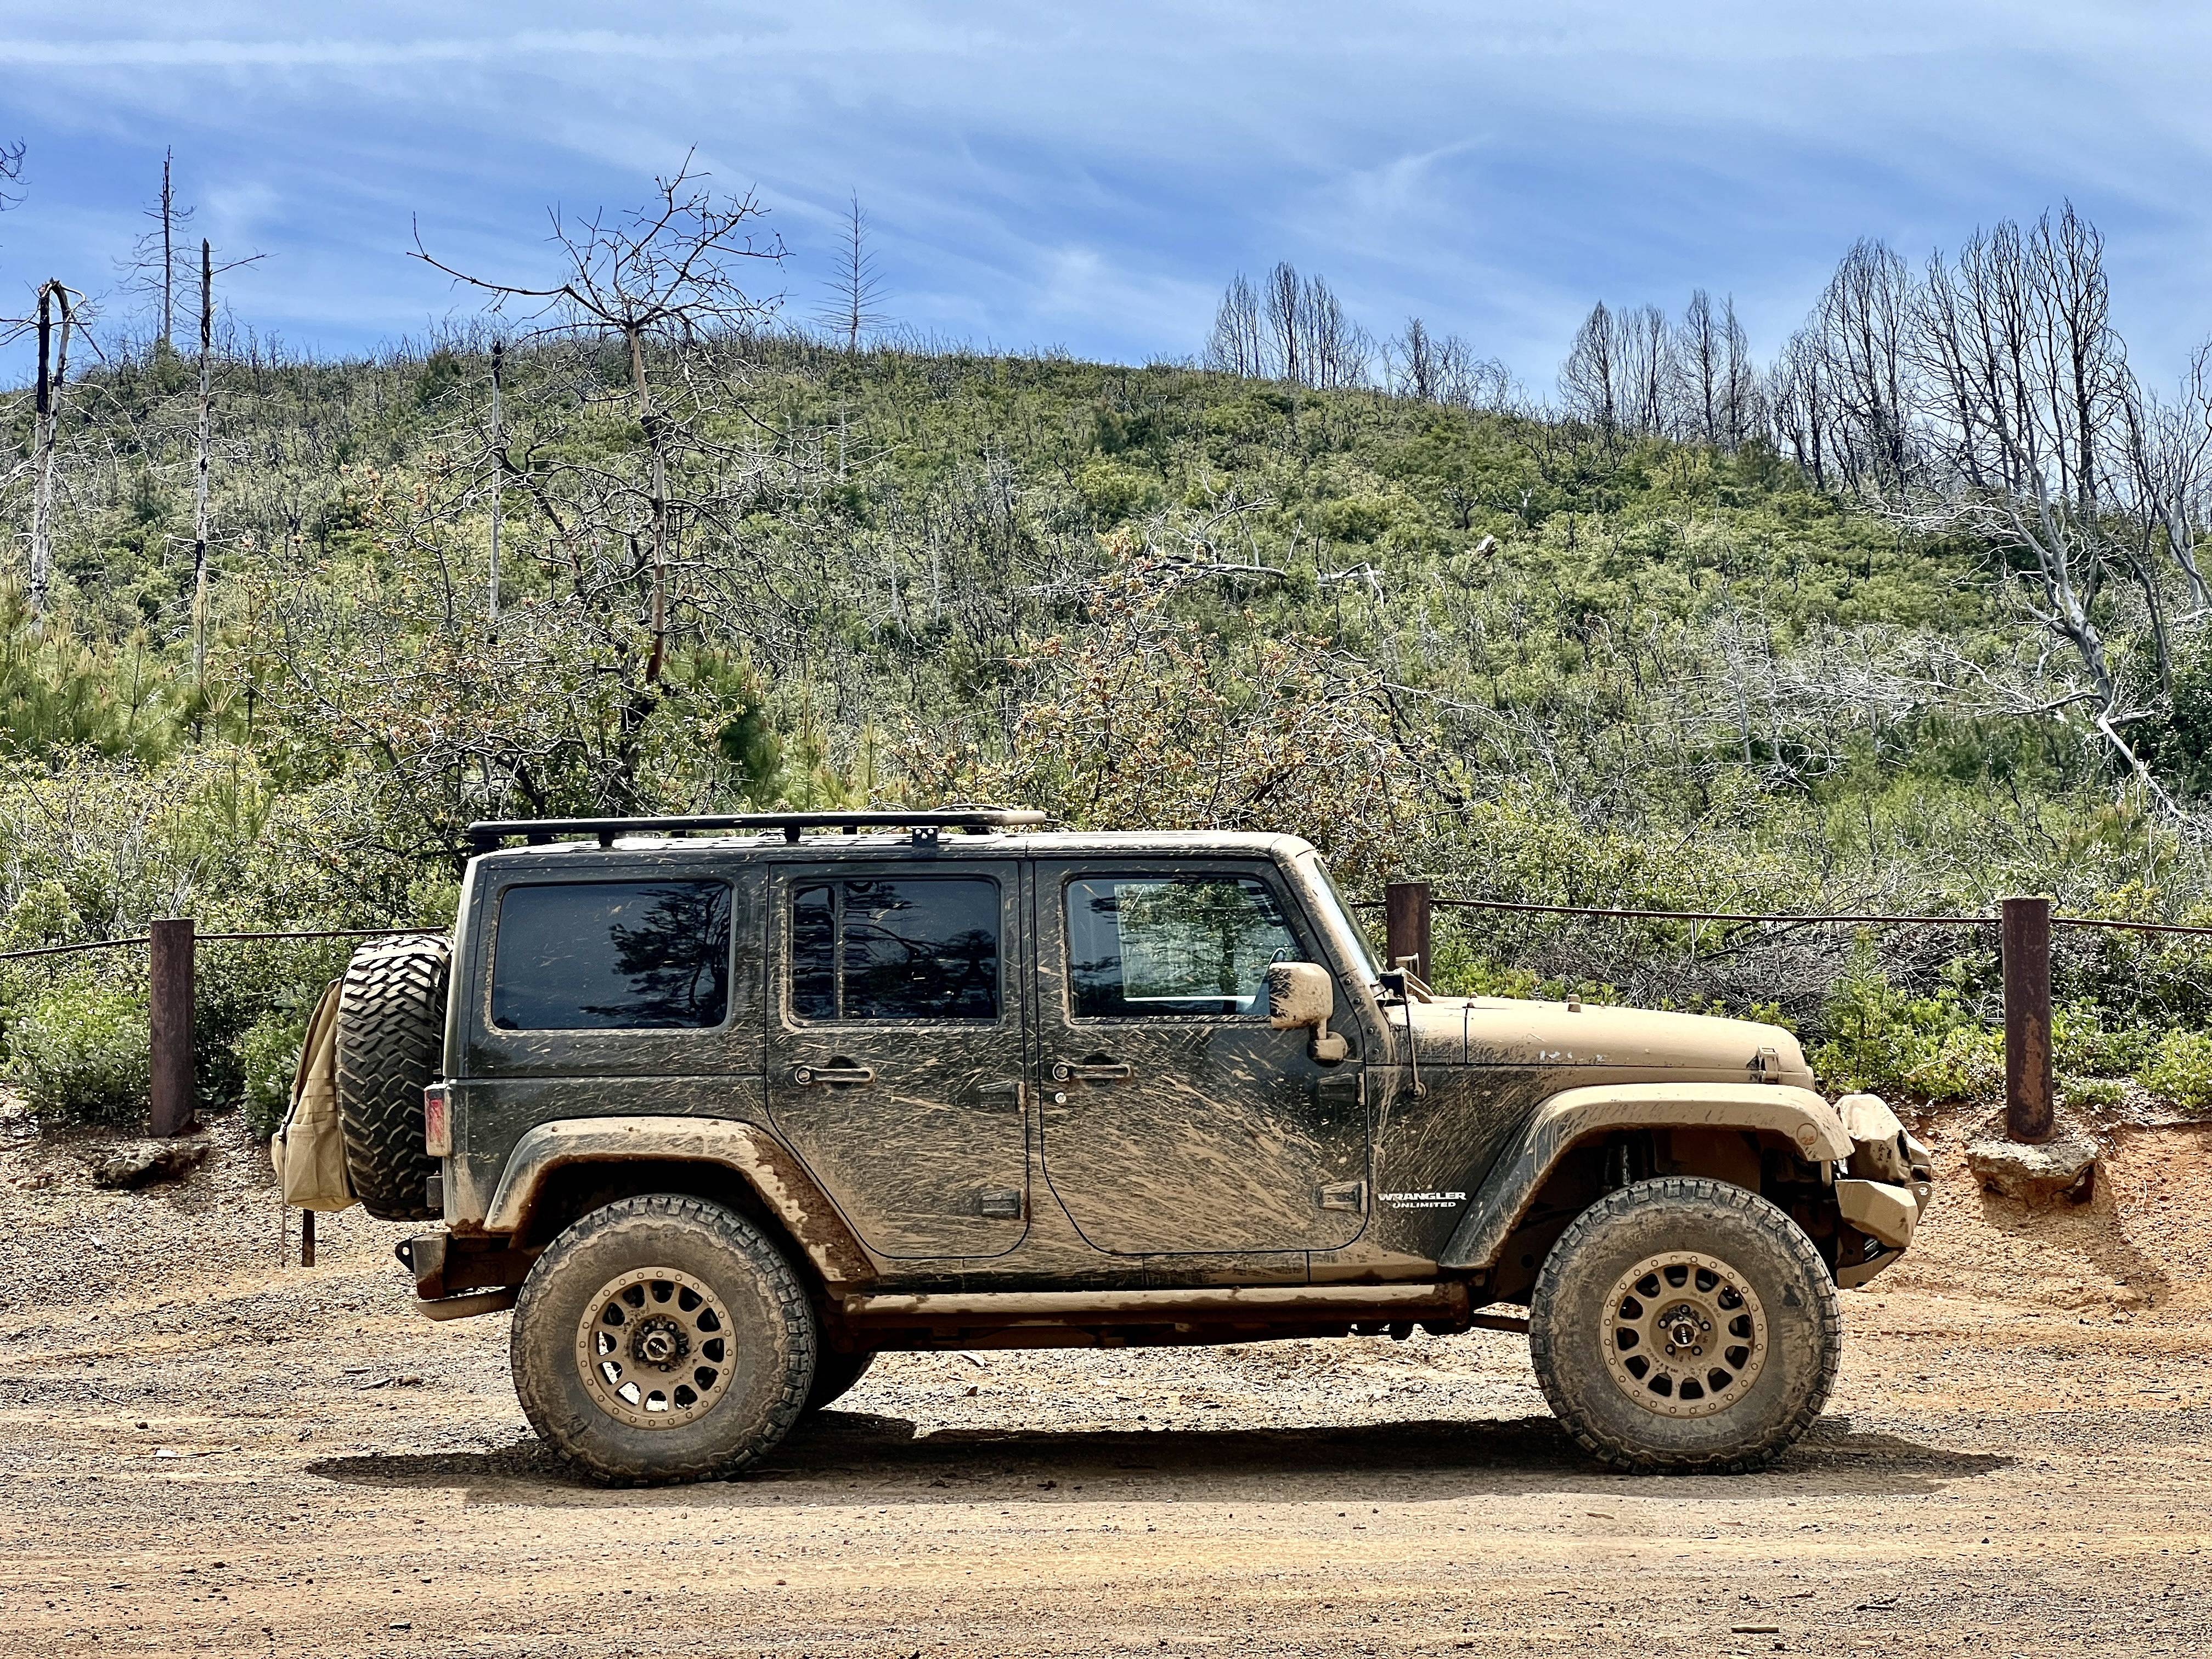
574, 1267, 732, 1430
1601, 1249, 1767, 1420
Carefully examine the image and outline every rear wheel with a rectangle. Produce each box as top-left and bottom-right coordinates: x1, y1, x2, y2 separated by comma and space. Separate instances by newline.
511, 1194, 816, 1485
334, 937, 449, 1221
1530, 1176, 1839, 1474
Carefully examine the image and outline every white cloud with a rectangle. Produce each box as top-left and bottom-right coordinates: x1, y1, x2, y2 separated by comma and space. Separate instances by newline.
6, 2, 2212, 378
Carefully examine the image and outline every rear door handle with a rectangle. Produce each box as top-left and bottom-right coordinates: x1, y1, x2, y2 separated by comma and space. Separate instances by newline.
793, 1063, 875, 1087
1051, 1060, 1132, 1082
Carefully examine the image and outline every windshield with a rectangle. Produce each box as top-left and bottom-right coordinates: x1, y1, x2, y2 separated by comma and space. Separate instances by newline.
1299, 851, 1381, 984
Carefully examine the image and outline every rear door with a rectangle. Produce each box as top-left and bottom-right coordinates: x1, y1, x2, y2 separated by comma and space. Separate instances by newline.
763, 860, 1030, 1258
1032, 860, 1369, 1256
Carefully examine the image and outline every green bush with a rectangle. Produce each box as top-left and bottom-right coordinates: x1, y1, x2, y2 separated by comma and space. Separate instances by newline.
1807, 958, 2002, 1105
2138, 1029, 2212, 1117
7, 980, 151, 1126
239, 1008, 308, 1139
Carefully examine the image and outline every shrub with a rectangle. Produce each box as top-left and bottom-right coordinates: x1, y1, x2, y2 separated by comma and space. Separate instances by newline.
238, 1008, 308, 1139
2138, 1029, 2212, 1117
1808, 958, 2002, 1105
7, 979, 151, 1126
2060, 1074, 2128, 1114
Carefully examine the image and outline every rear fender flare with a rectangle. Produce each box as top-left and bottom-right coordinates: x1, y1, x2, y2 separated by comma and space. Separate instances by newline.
1438, 1082, 1851, 1271
483, 1116, 877, 1288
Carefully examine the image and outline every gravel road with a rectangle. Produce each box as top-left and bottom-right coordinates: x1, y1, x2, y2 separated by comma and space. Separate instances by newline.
1, 1105, 2207, 1657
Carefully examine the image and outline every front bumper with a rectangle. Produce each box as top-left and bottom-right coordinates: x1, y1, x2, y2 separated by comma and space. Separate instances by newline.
1831, 1094, 1934, 1288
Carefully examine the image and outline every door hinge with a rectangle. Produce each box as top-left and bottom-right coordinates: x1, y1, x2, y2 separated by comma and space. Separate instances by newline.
977, 1188, 1025, 1220
1318, 1180, 1367, 1213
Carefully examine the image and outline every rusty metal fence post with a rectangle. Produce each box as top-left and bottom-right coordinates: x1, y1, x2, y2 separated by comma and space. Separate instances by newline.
1384, 881, 1432, 981
2001, 895, 2054, 1144
148, 916, 196, 1137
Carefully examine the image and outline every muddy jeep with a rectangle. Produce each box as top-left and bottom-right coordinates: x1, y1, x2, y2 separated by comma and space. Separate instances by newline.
337, 809, 1931, 1483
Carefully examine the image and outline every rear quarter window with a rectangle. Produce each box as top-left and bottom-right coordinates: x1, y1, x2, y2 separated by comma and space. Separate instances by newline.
491, 880, 733, 1030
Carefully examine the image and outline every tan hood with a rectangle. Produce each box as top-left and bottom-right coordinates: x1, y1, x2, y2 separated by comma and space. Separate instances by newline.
1393, 996, 1814, 1086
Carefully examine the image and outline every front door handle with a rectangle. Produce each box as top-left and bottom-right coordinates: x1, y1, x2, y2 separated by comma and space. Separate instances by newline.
792, 1062, 876, 1087
1051, 1060, 1132, 1083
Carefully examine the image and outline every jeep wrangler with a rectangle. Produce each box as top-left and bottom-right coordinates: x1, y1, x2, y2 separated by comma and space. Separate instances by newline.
334, 808, 1931, 1484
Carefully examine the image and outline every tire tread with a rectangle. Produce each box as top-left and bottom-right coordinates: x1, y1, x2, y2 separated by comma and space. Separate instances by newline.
511, 1193, 816, 1486
1529, 1175, 1841, 1475
335, 938, 450, 1221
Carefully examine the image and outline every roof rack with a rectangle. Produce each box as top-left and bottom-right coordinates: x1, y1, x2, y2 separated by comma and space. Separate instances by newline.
464, 808, 1050, 853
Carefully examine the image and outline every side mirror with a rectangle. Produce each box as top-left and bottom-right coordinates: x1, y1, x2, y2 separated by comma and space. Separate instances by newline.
1265, 962, 1349, 1063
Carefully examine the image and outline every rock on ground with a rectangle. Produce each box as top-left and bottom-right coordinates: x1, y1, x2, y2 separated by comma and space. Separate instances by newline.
86, 1137, 213, 1189
1965, 1125, 2099, 1202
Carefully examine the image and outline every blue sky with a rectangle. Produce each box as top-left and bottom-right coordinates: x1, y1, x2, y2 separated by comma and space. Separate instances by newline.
4, 2, 2211, 386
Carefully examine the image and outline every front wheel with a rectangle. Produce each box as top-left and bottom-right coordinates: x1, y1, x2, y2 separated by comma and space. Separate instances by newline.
511, 1194, 817, 1485
1530, 1176, 1839, 1474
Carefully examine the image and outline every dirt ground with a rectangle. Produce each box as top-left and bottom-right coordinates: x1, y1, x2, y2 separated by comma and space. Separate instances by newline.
1, 1103, 2208, 1658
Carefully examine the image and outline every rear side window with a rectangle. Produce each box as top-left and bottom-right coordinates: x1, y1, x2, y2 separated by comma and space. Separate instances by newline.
1066, 876, 1302, 1018
492, 881, 732, 1031
790, 878, 1000, 1021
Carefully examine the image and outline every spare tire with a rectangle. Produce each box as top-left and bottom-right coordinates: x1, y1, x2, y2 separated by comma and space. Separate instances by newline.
336, 936, 451, 1221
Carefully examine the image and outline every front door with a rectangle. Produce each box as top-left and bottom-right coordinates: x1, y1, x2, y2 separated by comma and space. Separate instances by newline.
1032, 862, 1369, 1256
764, 861, 1029, 1258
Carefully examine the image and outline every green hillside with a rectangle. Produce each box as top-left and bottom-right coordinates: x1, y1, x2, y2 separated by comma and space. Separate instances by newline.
3, 332, 2209, 1123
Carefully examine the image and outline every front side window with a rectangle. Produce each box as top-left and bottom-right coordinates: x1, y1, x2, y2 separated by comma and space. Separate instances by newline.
790, 877, 1000, 1021
492, 881, 732, 1030
1066, 876, 1303, 1019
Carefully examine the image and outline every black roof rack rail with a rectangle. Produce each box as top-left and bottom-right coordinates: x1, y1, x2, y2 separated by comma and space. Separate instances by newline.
464, 808, 1050, 853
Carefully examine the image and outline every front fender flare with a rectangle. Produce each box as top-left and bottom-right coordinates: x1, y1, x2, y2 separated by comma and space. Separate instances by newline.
483, 1115, 876, 1286
1438, 1082, 1851, 1272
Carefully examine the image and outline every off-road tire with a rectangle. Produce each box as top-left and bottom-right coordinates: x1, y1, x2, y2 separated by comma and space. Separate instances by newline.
805, 1350, 876, 1414
1530, 1176, 1840, 1475
511, 1194, 817, 1485
334, 937, 450, 1221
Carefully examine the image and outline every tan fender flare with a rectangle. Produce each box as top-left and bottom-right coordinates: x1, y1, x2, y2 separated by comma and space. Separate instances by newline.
1438, 1082, 1852, 1271
482, 1116, 876, 1288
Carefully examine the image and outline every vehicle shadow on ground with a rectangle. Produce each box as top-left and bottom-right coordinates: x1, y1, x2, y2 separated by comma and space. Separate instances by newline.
307, 1410, 2009, 1508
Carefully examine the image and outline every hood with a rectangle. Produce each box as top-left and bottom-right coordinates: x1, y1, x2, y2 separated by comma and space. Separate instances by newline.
1393, 995, 1814, 1086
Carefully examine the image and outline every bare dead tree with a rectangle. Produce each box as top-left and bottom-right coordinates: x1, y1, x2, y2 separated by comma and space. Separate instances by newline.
1719, 296, 1759, 448
2122, 342, 2212, 618
1395, 316, 1442, 401
1900, 207, 2177, 807
1262, 262, 1304, 387
1768, 326, 1832, 488
408, 156, 791, 805
1674, 290, 1725, 445
119, 149, 194, 348
1382, 319, 1506, 409
187, 238, 263, 681
1814, 240, 1916, 495
1300, 273, 1368, 390
1560, 301, 1620, 433
817, 191, 887, 352
0, 139, 22, 212
1616, 303, 1673, 437
26, 278, 80, 621
1204, 273, 1265, 377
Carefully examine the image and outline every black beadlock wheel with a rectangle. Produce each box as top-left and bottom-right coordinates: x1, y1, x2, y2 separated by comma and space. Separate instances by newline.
1529, 1176, 1841, 1475
335, 936, 450, 1221
511, 1194, 817, 1485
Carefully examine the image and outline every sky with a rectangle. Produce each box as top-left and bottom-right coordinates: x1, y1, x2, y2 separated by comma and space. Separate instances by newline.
4, 2, 2212, 388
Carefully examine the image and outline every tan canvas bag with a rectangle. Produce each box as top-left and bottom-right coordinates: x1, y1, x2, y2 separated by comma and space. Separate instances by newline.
272, 978, 357, 1211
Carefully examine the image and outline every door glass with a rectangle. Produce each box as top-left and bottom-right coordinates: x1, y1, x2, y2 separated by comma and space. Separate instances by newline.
789, 878, 1000, 1020
492, 881, 732, 1030
1065, 876, 1303, 1018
